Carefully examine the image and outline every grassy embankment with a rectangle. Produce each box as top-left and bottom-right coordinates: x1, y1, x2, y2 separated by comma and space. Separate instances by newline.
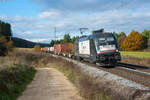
120, 51, 150, 67
0, 49, 36, 100
55, 61, 111, 100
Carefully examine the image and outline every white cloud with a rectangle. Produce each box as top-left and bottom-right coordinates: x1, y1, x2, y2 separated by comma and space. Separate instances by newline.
26, 38, 50, 42
22, 31, 33, 35
1, 6, 150, 43
37, 10, 61, 19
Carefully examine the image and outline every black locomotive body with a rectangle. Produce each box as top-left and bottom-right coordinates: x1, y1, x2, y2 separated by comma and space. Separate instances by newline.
74, 29, 121, 66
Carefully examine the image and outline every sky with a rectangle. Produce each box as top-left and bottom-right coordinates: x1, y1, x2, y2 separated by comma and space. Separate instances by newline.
0, 0, 150, 43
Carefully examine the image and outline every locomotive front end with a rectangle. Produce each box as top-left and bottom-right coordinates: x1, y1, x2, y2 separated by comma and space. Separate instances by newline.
93, 31, 121, 66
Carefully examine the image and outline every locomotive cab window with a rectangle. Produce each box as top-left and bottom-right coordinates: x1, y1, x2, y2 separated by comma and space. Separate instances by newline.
94, 36, 116, 51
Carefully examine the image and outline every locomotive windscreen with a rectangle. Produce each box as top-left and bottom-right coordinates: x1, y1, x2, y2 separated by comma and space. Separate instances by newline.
94, 33, 118, 53
96, 37, 115, 45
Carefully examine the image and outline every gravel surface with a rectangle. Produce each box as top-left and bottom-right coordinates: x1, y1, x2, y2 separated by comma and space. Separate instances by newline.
18, 68, 83, 100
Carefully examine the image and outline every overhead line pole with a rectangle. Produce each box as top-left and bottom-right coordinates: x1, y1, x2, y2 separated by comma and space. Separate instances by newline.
54, 27, 56, 41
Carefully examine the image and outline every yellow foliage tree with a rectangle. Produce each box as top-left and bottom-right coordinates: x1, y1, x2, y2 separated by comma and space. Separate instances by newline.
7, 40, 14, 51
121, 31, 144, 51
0, 36, 7, 44
34, 45, 40, 52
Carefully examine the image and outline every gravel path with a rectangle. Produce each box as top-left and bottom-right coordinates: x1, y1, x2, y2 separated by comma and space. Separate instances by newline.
18, 68, 82, 100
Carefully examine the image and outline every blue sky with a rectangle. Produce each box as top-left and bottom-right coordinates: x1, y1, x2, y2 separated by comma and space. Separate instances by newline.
0, 0, 150, 43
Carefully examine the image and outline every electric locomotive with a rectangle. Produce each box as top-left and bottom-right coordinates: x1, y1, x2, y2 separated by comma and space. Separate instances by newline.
74, 29, 121, 66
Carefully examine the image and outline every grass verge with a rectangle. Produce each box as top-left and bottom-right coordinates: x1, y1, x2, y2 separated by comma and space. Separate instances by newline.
55, 60, 110, 100
0, 65, 36, 100
120, 51, 150, 58
120, 51, 150, 67
121, 55, 150, 67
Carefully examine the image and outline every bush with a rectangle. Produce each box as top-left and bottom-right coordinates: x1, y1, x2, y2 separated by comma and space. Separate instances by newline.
0, 65, 36, 100
7, 40, 14, 51
0, 41, 8, 56
0, 36, 8, 56
0, 36, 14, 56
34, 45, 40, 52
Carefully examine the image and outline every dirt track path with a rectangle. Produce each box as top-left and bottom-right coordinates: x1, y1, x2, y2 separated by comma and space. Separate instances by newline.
18, 68, 83, 100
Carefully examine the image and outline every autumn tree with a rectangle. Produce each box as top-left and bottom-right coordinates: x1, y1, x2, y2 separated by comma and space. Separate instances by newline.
7, 40, 14, 51
117, 32, 126, 50
34, 45, 40, 52
121, 31, 144, 51
0, 36, 8, 56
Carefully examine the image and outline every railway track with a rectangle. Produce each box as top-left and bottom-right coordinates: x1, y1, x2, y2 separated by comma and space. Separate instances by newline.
51, 54, 150, 88
118, 62, 150, 74
82, 61, 150, 88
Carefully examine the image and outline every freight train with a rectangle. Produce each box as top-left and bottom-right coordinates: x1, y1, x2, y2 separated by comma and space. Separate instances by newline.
41, 29, 121, 66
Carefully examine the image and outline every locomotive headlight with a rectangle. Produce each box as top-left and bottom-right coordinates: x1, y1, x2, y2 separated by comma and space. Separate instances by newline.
99, 46, 103, 49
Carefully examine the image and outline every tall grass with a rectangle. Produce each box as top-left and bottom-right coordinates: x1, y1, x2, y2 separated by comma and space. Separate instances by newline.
0, 65, 36, 100
0, 49, 37, 100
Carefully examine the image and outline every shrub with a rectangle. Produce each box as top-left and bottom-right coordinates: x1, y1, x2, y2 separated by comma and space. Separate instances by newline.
0, 36, 14, 56
0, 65, 36, 100
7, 41, 14, 51
0, 41, 8, 56
0, 36, 8, 56
34, 45, 40, 52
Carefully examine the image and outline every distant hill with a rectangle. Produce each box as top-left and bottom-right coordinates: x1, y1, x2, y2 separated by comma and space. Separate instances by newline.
12, 37, 50, 48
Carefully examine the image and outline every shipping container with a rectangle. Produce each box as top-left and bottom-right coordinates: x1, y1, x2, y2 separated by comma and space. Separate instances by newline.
54, 44, 61, 55
61, 43, 74, 57
54, 43, 74, 57
41, 47, 49, 52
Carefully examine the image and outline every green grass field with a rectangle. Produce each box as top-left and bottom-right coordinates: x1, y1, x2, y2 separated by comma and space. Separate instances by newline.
120, 51, 150, 58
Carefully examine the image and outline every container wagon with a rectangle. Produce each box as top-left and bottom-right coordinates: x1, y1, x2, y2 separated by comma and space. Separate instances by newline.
54, 44, 62, 55
54, 43, 74, 57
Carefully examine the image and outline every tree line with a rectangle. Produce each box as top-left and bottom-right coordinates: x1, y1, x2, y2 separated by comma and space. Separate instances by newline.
50, 34, 79, 46
113, 30, 150, 51
50, 30, 150, 51
0, 20, 13, 56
